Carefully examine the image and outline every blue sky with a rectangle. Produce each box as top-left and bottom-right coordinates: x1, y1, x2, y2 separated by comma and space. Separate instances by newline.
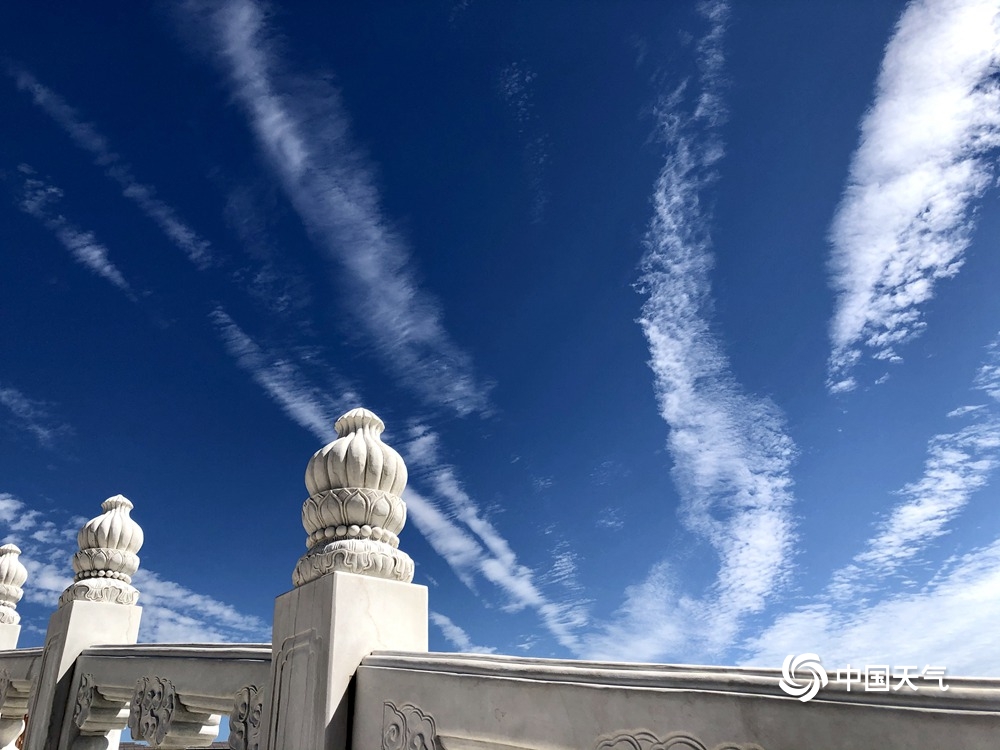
3, 0, 1000, 676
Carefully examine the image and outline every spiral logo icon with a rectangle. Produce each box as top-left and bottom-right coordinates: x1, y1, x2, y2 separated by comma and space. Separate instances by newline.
779, 653, 828, 702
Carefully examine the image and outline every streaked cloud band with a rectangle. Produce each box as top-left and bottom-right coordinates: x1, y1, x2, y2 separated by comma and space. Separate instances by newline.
826, 0, 1000, 392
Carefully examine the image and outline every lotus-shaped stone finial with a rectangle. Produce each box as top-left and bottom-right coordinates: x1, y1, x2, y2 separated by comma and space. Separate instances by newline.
295, 409, 414, 586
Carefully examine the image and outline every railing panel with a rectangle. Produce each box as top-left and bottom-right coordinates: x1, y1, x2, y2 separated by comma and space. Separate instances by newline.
0, 649, 43, 750
62, 644, 271, 750
354, 652, 1000, 750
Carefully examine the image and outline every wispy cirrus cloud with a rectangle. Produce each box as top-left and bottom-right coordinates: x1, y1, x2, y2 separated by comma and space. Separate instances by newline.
207, 303, 572, 649
498, 60, 551, 222
826, 0, 1000, 393
829, 339, 1000, 599
223, 184, 314, 322
0, 492, 268, 643
405, 427, 590, 652
429, 611, 497, 654
0, 385, 70, 449
743, 539, 1000, 675
584, 0, 798, 661
745, 333, 1000, 673
16, 165, 134, 298
8, 66, 214, 270
195, 0, 491, 417
209, 306, 355, 442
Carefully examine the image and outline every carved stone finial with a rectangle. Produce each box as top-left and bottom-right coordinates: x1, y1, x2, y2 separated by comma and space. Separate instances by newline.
0, 545, 28, 625
294, 408, 414, 585
58, 495, 143, 607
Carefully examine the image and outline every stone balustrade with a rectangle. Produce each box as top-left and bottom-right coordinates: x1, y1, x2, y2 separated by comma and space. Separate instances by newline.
0, 408, 997, 750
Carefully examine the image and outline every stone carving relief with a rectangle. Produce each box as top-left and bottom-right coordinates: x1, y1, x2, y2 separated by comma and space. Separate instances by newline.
72, 673, 97, 729
129, 675, 176, 746
0, 668, 10, 710
229, 684, 263, 750
58, 582, 140, 607
266, 629, 317, 749
595, 730, 764, 750
383, 702, 439, 750
0, 669, 26, 750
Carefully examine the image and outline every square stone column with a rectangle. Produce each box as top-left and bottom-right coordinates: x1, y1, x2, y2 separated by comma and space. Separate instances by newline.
21, 496, 144, 750
0, 624, 19, 652
264, 571, 427, 750
22, 600, 141, 750
265, 408, 430, 750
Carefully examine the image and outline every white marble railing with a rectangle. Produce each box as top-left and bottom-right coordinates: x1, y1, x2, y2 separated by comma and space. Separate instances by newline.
355, 651, 1000, 750
0, 644, 270, 750
0, 647, 41, 749
0, 408, 998, 750
73, 644, 271, 749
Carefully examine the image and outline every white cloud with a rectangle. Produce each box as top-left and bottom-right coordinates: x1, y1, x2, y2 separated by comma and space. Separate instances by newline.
429, 611, 497, 654
0, 383, 71, 449
209, 306, 354, 442
830, 335, 1000, 599
746, 334, 1000, 675
9, 66, 214, 269
743, 538, 1000, 675
582, 561, 693, 662
132, 569, 270, 643
826, 0, 1000, 391
198, 0, 490, 417
585, 1, 796, 660
404, 426, 590, 652
17, 167, 134, 297
405, 478, 588, 651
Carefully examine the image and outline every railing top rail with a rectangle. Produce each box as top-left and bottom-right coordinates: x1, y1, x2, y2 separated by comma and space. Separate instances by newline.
81, 643, 271, 660
363, 651, 1000, 714
0, 647, 43, 659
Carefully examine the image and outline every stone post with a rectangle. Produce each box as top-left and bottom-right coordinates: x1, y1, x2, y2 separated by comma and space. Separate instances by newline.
0, 544, 28, 750
0, 544, 28, 651
22, 496, 144, 750
263, 408, 428, 750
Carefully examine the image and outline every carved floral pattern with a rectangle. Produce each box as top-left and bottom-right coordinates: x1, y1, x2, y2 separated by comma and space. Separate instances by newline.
383, 702, 439, 750
229, 684, 263, 750
595, 731, 764, 750
58, 580, 139, 608
302, 488, 405, 547
73, 672, 96, 728
129, 675, 176, 747
305, 409, 407, 496
0, 668, 10, 710
293, 541, 414, 586
296, 409, 414, 584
